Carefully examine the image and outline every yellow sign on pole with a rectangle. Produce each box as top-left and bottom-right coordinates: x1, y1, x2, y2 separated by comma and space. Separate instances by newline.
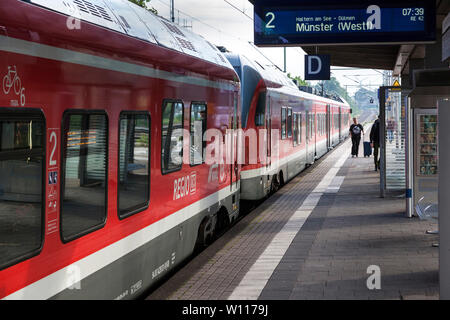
390, 80, 401, 91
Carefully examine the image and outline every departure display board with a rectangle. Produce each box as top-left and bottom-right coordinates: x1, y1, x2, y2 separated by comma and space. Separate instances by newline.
253, 0, 436, 46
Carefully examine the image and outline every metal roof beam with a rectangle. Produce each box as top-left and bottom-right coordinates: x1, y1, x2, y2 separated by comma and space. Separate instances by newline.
393, 45, 415, 76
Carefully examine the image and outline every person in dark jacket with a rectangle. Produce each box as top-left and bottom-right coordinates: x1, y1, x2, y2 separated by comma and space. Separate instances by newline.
370, 116, 380, 171
349, 118, 364, 157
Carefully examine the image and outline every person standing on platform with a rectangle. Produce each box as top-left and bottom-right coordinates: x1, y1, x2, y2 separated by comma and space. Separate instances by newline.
370, 115, 381, 171
349, 117, 364, 158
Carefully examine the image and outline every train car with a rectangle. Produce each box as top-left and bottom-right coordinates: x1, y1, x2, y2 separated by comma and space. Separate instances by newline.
226, 53, 350, 201
313, 100, 328, 159
0, 0, 240, 299
340, 104, 351, 142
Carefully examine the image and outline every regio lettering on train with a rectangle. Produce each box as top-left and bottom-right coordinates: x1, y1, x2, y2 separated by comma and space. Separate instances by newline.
173, 172, 196, 200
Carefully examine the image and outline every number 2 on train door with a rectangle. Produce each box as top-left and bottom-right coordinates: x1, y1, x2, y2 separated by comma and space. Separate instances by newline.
47, 128, 60, 235
49, 131, 57, 167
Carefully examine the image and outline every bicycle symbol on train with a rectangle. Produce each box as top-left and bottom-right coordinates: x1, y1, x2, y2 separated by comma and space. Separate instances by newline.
2, 65, 26, 106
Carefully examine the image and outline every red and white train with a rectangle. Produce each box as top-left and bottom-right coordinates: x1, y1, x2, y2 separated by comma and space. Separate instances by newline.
0, 0, 349, 299
226, 54, 350, 200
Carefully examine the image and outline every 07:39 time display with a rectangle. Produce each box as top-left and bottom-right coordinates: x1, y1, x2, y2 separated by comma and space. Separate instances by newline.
402, 7, 425, 16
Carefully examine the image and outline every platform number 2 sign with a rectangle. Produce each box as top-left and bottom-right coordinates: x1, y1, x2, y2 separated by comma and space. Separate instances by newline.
265, 12, 276, 29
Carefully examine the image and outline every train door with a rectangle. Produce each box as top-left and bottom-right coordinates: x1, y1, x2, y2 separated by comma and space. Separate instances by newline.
326, 104, 331, 149
231, 94, 238, 192
338, 108, 342, 141
332, 107, 338, 146
313, 112, 317, 159
305, 110, 309, 163
306, 111, 314, 164
266, 94, 271, 170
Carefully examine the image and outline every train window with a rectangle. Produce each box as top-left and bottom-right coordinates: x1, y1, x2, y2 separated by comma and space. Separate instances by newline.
317, 114, 320, 135
233, 66, 242, 80
298, 113, 302, 144
281, 107, 286, 139
307, 114, 311, 140
161, 100, 184, 174
322, 114, 325, 135
319, 114, 322, 135
305, 112, 309, 141
316, 114, 319, 135
190, 103, 207, 166
306, 114, 309, 140
318, 114, 321, 135
287, 108, 292, 138
309, 114, 311, 137
321, 114, 324, 135
324, 114, 326, 134
293, 113, 298, 146
118, 112, 150, 219
255, 93, 266, 127
314, 114, 316, 137
0, 111, 44, 270
61, 112, 108, 242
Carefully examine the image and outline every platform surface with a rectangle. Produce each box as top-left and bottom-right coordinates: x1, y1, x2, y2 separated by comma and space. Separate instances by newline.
146, 137, 438, 300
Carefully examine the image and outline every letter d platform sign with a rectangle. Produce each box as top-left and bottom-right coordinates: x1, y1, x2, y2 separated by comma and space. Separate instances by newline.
305, 55, 330, 80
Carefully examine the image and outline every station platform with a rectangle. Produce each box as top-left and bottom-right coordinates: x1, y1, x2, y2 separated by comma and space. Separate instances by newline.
146, 137, 439, 300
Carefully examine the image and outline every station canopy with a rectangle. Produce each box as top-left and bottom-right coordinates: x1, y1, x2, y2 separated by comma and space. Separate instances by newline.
249, 0, 449, 71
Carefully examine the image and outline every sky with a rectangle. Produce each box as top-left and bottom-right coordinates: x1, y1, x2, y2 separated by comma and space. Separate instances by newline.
148, 0, 385, 96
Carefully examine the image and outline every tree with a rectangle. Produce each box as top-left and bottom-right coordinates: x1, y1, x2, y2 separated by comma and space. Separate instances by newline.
314, 77, 359, 116
287, 73, 308, 86
128, 0, 157, 14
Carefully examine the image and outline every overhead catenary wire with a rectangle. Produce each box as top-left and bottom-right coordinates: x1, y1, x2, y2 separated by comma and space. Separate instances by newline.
222, 0, 253, 20
154, 0, 237, 38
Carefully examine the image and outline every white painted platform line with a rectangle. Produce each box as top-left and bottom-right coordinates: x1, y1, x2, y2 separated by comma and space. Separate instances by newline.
228, 151, 349, 300
325, 176, 346, 194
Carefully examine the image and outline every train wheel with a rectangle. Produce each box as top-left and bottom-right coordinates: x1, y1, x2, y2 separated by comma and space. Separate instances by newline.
195, 216, 216, 249
215, 207, 230, 236
270, 175, 280, 193
279, 171, 285, 187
